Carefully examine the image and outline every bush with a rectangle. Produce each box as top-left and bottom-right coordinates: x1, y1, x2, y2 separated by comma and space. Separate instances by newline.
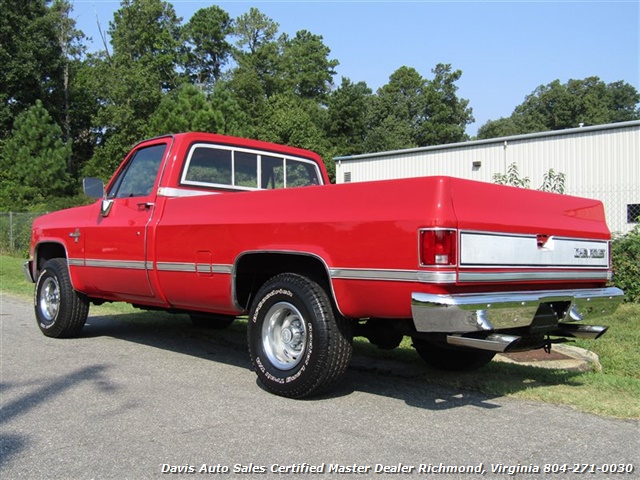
611, 225, 640, 303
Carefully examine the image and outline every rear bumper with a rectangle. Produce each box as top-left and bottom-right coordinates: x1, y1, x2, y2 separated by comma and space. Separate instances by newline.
411, 287, 624, 334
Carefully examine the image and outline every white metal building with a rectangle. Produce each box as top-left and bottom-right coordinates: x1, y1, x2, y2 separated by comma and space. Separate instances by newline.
335, 120, 640, 234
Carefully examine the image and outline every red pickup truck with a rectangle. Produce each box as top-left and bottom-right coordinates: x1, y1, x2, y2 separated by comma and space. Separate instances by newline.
24, 132, 623, 398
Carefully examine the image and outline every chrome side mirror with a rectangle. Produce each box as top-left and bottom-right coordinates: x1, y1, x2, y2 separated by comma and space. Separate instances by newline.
83, 177, 113, 217
83, 177, 105, 199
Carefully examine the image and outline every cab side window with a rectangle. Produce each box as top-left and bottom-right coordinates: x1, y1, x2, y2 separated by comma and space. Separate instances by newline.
182, 144, 322, 191
261, 155, 285, 189
108, 144, 167, 199
234, 151, 258, 188
184, 148, 231, 185
286, 160, 318, 187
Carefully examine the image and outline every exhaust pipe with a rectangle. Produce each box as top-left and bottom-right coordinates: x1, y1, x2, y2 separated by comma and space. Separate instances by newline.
447, 333, 521, 352
555, 323, 608, 340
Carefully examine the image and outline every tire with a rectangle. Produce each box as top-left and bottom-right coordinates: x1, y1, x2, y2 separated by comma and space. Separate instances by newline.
190, 314, 235, 330
248, 273, 353, 399
412, 338, 495, 371
34, 258, 89, 338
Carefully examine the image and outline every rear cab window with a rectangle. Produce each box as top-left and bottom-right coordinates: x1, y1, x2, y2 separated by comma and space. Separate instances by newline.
181, 143, 322, 191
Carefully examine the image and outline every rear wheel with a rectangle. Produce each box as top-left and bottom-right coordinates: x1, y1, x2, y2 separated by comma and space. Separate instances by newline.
35, 258, 89, 338
248, 273, 353, 398
412, 338, 495, 371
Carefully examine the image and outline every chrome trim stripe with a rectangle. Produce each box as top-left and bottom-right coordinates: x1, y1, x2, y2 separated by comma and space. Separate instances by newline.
68, 258, 84, 267
417, 271, 457, 283
84, 259, 149, 270
157, 187, 219, 198
71, 259, 234, 274
196, 263, 212, 274
156, 262, 233, 274
213, 264, 233, 274
459, 270, 611, 282
330, 268, 456, 284
156, 262, 195, 272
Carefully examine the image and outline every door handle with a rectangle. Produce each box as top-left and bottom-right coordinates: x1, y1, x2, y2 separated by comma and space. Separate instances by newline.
137, 202, 154, 210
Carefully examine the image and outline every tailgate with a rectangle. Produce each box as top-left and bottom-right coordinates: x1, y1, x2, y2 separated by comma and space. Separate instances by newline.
448, 178, 611, 284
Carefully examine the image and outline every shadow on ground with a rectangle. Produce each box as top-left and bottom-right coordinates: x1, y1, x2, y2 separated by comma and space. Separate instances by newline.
79, 310, 585, 411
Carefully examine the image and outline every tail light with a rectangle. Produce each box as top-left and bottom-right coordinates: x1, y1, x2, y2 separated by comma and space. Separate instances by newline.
420, 229, 457, 266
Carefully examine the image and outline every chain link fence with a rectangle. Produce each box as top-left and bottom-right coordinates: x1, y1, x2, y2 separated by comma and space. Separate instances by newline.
0, 212, 45, 257
568, 186, 639, 237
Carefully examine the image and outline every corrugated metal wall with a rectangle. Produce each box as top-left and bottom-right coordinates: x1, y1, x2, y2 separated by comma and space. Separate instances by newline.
335, 121, 640, 234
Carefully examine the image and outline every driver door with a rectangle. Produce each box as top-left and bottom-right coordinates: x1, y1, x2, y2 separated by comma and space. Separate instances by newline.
83, 142, 168, 298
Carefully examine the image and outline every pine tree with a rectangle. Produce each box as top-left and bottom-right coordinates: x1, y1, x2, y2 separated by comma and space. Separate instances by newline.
0, 101, 71, 209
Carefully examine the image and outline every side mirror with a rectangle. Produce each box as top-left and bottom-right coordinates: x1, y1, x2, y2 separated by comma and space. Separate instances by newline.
83, 177, 113, 217
83, 177, 105, 199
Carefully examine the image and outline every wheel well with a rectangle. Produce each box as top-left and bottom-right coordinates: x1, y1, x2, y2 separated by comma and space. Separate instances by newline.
234, 253, 332, 311
35, 242, 67, 274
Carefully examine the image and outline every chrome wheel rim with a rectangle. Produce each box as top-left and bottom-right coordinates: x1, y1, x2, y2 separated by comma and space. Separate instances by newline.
39, 277, 60, 324
262, 302, 308, 370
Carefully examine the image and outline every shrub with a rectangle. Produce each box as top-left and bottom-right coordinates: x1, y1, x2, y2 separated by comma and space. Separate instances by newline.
611, 225, 640, 303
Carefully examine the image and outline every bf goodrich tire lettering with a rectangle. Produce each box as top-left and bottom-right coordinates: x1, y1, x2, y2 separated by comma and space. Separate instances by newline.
248, 273, 352, 399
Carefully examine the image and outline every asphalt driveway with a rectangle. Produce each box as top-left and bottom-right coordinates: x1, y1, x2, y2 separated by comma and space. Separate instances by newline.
1, 294, 638, 479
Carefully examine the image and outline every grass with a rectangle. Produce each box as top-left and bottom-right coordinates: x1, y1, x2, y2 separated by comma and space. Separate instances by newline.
2, 254, 639, 419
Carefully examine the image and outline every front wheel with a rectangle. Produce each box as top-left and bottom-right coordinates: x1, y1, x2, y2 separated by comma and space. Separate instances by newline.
35, 258, 89, 338
412, 338, 495, 371
248, 273, 353, 398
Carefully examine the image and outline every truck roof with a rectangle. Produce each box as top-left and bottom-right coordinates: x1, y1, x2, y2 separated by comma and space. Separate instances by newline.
141, 132, 324, 165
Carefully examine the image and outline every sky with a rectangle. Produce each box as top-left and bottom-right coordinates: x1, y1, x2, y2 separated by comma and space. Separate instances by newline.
69, 0, 640, 136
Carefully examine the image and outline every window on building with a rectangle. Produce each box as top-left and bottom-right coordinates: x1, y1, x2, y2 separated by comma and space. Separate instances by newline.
627, 204, 640, 223
344, 172, 351, 183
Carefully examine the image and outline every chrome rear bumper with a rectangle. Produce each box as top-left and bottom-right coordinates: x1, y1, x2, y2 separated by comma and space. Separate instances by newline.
411, 287, 624, 334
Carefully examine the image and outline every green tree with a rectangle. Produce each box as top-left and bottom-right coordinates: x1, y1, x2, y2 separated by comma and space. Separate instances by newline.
49, 0, 94, 179
108, 0, 183, 90
478, 76, 640, 139
209, 81, 252, 137
418, 63, 473, 145
364, 66, 424, 152
84, 0, 184, 179
229, 9, 281, 124
234, 7, 279, 55
474, 116, 519, 139
325, 77, 372, 156
146, 84, 224, 137
182, 5, 234, 91
0, 101, 71, 210
0, 0, 64, 138
364, 65, 473, 153
256, 94, 333, 180
51, 0, 84, 141
256, 94, 327, 152
230, 8, 339, 141
280, 30, 338, 100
